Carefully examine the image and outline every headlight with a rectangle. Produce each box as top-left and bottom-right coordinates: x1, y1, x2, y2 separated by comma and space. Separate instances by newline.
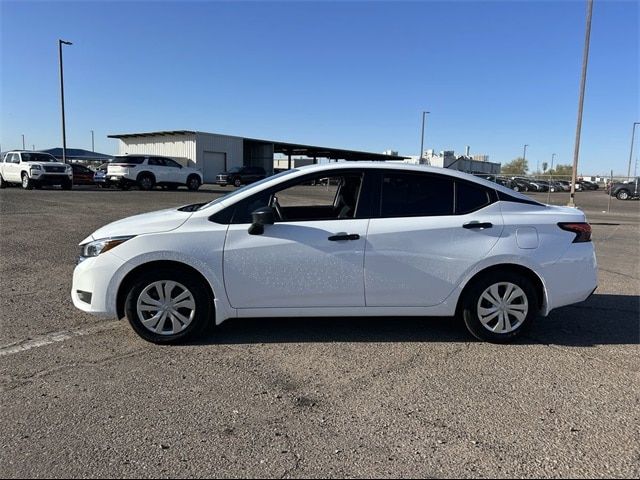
66, 165, 72, 172
30, 164, 42, 170
80, 236, 135, 259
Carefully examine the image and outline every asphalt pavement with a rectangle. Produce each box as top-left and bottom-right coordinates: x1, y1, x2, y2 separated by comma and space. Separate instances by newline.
0, 185, 638, 478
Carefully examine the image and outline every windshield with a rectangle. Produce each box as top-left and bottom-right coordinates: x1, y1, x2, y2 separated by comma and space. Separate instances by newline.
198, 169, 299, 210
21, 153, 57, 163
228, 167, 242, 173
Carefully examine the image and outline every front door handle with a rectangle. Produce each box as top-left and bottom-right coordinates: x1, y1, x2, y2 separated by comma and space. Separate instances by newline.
463, 222, 493, 230
328, 233, 360, 241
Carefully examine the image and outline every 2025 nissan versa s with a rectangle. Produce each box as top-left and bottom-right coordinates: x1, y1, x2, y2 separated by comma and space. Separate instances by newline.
72, 163, 597, 343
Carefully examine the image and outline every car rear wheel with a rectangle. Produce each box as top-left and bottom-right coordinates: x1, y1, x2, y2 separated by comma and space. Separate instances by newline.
460, 271, 538, 343
124, 269, 213, 344
187, 175, 201, 191
138, 173, 155, 191
616, 190, 630, 200
233, 177, 242, 187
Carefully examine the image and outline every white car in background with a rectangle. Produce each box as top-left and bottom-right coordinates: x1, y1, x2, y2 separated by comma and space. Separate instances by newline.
0, 150, 73, 189
72, 163, 597, 344
107, 154, 203, 191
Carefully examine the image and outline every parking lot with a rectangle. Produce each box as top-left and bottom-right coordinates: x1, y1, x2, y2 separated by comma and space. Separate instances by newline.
0, 185, 638, 478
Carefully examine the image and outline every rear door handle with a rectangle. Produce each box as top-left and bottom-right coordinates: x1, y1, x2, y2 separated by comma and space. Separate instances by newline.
328, 233, 360, 241
463, 222, 493, 230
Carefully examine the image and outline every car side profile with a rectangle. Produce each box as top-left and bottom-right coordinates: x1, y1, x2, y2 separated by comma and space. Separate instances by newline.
0, 151, 73, 189
72, 163, 597, 344
107, 154, 203, 191
609, 177, 639, 200
215, 166, 266, 187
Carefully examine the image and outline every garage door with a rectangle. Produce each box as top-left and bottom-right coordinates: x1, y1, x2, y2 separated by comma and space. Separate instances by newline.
202, 151, 227, 183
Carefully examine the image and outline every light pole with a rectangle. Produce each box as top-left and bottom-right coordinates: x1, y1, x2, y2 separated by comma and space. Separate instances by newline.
547, 153, 556, 204
419, 111, 430, 164
59, 39, 72, 164
523, 144, 528, 174
22, 134, 25, 150
627, 122, 639, 179
91, 130, 95, 152
569, 0, 593, 207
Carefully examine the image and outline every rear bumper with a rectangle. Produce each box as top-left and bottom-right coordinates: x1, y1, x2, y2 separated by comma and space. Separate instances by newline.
542, 243, 598, 314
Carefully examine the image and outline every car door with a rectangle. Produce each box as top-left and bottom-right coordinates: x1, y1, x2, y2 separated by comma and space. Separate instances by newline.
223, 170, 369, 309
364, 171, 504, 307
163, 158, 185, 184
5, 153, 21, 182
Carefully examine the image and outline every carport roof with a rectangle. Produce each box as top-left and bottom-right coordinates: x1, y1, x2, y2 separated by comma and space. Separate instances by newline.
108, 130, 408, 161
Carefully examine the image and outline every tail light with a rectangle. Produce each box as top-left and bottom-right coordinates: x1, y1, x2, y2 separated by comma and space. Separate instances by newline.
558, 222, 592, 243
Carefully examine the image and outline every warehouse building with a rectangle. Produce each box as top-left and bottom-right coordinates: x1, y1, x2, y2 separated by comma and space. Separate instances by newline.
108, 130, 406, 184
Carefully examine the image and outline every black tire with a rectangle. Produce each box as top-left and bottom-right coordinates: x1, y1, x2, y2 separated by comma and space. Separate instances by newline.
233, 177, 242, 188
187, 175, 201, 191
0, 174, 5, 189
21, 173, 34, 190
137, 173, 155, 191
124, 268, 213, 344
460, 270, 538, 343
616, 189, 630, 200
61, 179, 73, 190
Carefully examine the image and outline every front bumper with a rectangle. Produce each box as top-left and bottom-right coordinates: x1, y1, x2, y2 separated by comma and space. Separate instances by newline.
31, 171, 72, 184
72, 253, 123, 317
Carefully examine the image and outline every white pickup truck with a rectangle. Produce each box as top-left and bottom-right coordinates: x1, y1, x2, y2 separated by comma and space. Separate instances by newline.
0, 150, 73, 189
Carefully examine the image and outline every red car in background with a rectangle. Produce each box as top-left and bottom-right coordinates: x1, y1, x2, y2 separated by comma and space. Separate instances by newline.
70, 163, 95, 185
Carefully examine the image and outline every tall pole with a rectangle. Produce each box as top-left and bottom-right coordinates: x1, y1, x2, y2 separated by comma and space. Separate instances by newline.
547, 153, 556, 204
22, 134, 25, 150
569, 0, 593, 207
59, 39, 72, 164
419, 111, 429, 164
91, 130, 95, 152
523, 144, 528, 173
627, 122, 639, 179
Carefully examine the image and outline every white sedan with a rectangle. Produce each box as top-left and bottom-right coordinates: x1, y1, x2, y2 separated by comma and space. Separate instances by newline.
72, 163, 597, 343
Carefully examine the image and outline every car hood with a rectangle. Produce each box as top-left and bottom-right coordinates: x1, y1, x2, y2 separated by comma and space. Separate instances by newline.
81, 208, 193, 244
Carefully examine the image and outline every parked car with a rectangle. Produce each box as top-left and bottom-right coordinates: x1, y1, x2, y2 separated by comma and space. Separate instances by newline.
216, 166, 267, 187
527, 180, 549, 192
94, 162, 112, 188
510, 177, 533, 192
70, 163, 95, 185
72, 163, 597, 345
609, 177, 639, 200
0, 150, 73, 190
579, 180, 599, 190
107, 155, 203, 191
548, 181, 566, 192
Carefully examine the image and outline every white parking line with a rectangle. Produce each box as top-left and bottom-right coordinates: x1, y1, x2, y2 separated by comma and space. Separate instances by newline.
0, 321, 123, 357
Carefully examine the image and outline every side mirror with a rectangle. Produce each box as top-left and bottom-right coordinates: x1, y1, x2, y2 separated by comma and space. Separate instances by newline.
248, 206, 275, 235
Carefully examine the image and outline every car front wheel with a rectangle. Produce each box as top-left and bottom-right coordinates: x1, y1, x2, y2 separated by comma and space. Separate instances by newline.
21, 173, 34, 190
460, 271, 538, 343
124, 269, 213, 344
616, 190, 630, 200
233, 177, 242, 187
187, 175, 201, 191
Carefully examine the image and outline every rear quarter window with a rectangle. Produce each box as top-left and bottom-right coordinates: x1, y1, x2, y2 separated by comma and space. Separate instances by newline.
455, 181, 492, 214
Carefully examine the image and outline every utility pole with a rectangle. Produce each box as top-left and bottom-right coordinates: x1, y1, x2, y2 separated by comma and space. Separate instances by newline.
91, 130, 95, 152
523, 144, 528, 173
22, 134, 25, 150
627, 122, 639, 179
419, 111, 429, 164
569, 0, 593, 207
59, 39, 73, 164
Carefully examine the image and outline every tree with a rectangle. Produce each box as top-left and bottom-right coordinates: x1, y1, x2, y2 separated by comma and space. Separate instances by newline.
501, 157, 529, 175
548, 164, 573, 177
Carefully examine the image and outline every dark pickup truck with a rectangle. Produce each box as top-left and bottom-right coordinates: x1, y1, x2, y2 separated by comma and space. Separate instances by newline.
215, 166, 266, 187
609, 177, 639, 200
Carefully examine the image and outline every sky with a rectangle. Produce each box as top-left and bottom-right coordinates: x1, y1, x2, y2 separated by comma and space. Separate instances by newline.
1, 0, 638, 175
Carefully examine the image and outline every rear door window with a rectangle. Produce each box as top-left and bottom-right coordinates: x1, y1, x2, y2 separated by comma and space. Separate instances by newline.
380, 173, 454, 217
